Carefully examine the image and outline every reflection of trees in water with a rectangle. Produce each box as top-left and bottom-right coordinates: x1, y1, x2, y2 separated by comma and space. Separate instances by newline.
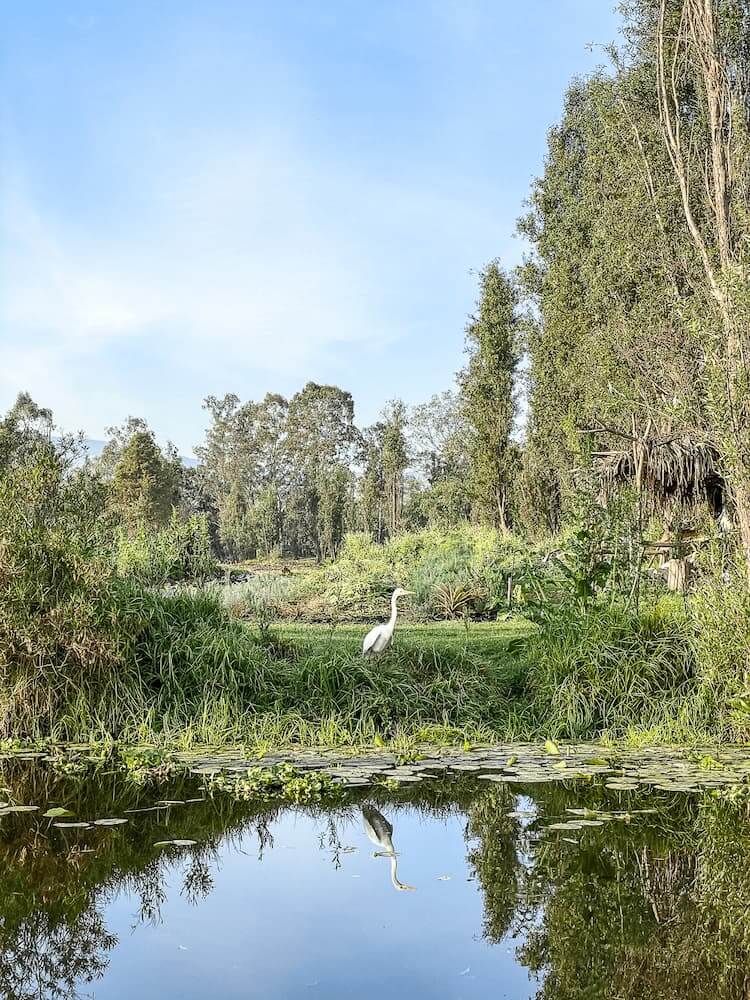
5, 763, 750, 1000
0, 763, 293, 1000
0, 908, 116, 1000
465, 784, 526, 943
465, 782, 750, 1000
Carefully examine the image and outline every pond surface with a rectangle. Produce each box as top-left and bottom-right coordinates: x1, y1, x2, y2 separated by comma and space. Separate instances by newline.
3, 759, 750, 999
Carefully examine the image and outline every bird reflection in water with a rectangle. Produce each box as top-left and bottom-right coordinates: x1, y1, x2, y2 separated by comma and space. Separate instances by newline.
361, 805, 416, 892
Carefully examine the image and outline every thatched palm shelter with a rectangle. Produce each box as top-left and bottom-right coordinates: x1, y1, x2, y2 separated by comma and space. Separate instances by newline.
593, 433, 725, 517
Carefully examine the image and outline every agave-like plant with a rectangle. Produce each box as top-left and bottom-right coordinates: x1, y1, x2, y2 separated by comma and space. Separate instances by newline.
434, 583, 479, 619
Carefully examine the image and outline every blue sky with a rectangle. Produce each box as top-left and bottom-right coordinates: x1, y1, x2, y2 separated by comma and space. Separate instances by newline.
1, 1, 620, 455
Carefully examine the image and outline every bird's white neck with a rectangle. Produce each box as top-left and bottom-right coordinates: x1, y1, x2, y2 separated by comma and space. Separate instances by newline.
389, 593, 400, 626
388, 850, 415, 891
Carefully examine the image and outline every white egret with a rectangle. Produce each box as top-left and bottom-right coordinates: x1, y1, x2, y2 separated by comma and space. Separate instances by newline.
362, 588, 413, 656
361, 805, 415, 892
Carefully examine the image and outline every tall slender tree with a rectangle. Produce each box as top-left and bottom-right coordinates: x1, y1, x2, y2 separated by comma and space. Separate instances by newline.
459, 262, 520, 530
380, 400, 408, 537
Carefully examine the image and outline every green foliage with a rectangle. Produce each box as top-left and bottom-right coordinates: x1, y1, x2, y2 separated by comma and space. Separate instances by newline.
689, 562, 750, 741
207, 763, 342, 804
318, 525, 536, 620
459, 261, 521, 529
0, 392, 57, 472
109, 427, 179, 527
0, 449, 139, 738
115, 512, 217, 585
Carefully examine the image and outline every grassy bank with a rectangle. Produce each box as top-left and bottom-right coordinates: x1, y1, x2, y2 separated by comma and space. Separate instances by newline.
4, 449, 750, 751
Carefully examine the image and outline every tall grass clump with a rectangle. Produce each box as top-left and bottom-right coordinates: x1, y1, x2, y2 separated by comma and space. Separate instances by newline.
128, 599, 523, 744
524, 598, 696, 738
689, 554, 750, 741
115, 512, 217, 585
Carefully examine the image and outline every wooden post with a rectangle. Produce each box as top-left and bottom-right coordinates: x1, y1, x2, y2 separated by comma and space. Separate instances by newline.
666, 558, 690, 593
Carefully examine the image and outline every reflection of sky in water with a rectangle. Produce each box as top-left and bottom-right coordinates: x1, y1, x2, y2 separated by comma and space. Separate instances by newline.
95, 808, 534, 999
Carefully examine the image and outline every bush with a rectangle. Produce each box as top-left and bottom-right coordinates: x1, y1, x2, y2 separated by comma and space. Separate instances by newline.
0, 449, 141, 737
116, 512, 217, 585
320, 526, 539, 619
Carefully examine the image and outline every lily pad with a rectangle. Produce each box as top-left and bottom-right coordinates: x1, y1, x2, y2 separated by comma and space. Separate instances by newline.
93, 818, 128, 826
154, 839, 197, 847
43, 807, 74, 818
54, 821, 91, 829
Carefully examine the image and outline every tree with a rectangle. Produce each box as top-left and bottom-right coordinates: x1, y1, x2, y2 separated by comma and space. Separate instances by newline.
0, 393, 79, 472
110, 430, 178, 526
380, 400, 408, 537
406, 391, 471, 528
459, 262, 521, 530
196, 393, 288, 559
283, 383, 357, 559
516, 47, 708, 533
410, 391, 469, 485
651, 0, 750, 578
358, 422, 387, 542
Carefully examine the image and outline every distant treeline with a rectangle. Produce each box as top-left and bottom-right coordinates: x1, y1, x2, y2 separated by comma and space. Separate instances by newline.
0, 258, 522, 562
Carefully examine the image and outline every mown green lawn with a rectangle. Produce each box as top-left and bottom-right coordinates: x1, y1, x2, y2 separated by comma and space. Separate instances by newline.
277, 618, 533, 659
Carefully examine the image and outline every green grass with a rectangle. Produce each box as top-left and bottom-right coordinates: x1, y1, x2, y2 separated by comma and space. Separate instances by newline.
276, 619, 532, 657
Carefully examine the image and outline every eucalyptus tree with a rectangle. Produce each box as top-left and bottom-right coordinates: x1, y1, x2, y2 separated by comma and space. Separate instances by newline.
410, 391, 470, 486
0, 393, 56, 472
282, 382, 357, 559
358, 421, 387, 541
197, 393, 288, 558
407, 391, 471, 527
380, 399, 409, 537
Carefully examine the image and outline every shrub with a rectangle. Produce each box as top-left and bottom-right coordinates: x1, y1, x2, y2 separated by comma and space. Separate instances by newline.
116, 512, 217, 585
320, 526, 539, 619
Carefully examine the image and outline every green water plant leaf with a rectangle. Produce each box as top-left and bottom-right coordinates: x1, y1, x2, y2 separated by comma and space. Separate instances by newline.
545, 740, 561, 756
93, 818, 128, 826
154, 839, 197, 847
43, 807, 73, 818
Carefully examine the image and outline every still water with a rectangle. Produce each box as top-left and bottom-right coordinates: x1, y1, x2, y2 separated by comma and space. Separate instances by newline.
4, 764, 750, 999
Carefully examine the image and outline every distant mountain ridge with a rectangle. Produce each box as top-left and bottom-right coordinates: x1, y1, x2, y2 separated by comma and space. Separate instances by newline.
78, 438, 199, 468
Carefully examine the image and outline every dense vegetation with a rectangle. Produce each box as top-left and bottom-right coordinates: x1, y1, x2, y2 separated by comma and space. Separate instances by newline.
3, 0, 750, 749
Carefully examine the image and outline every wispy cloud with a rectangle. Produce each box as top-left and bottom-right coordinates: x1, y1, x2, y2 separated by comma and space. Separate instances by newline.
1, 0, 618, 450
